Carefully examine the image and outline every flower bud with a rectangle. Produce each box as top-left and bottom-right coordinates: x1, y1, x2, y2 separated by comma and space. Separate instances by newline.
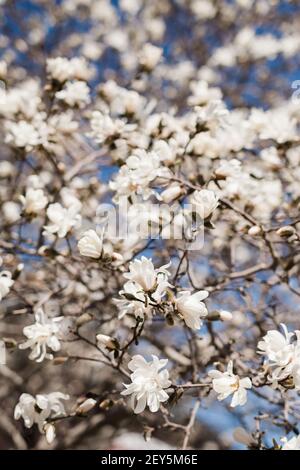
76, 313, 92, 327
44, 423, 56, 444
111, 252, 124, 263
96, 334, 118, 351
139, 43, 162, 71
0, 161, 14, 178
248, 225, 261, 236
2, 201, 21, 223
207, 309, 232, 321
219, 310, 233, 321
76, 398, 97, 415
78, 229, 103, 259
161, 184, 183, 203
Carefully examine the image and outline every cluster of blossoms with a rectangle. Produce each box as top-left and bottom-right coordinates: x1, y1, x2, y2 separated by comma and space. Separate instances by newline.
113, 256, 210, 332
115, 257, 172, 320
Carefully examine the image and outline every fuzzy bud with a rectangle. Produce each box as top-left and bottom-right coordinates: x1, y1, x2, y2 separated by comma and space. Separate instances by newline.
276, 226, 296, 238
248, 225, 262, 236
76, 398, 97, 415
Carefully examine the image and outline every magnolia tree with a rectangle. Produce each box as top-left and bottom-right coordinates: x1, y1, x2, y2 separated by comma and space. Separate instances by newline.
1, 0, 300, 451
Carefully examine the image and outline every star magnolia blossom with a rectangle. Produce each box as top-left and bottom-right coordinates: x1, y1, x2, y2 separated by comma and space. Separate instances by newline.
5, 120, 40, 150
123, 256, 171, 293
121, 355, 171, 413
116, 257, 171, 318
20, 188, 48, 215
19, 308, 63, 362
257, 324, 300, 389
175, 290, 209, 330
109, 149, 170, 201
56, 80, 90, 107
44, 202, 81, 238
208, 361, 252, 407
139, 43, 162, 71
257, 323, 295, 367
14, 392, 69, 434
114, 281, 151, 319
96, 334, 116, 351
78, 229, 103, 259
89, 110, 135, 144
0, 270, 14, 301
46, 57, 91, 82
46, 57, 71, 82
189, 189, 219, 219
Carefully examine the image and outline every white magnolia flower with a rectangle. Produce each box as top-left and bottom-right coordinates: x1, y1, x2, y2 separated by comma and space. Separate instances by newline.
209, 361, 252, 407
96, 334, 117, 350
0, 160, 14, 178
115, 280, 151, 319
123, 256, 171, 293
48, 111, 78, 135
120, 0, 142, 14
14, 392, 69, 433
175, 290, 209, 330
109, 149, 170, 201
257, 324, 300, 389
0, 81, 41, 119
44, 202, 81, 238
20, 188, 48, 215
19, 308, 63, 362
191, 1, 217, 19
0, 264, 14, 301
190, 189, 219, 219
89, 110, 135, 144
121, 355, 171, 413
56, 81, 90, 107
257, 324, 295, 368
78, 229, 103, 259
47, 57, 72, 82
139, 43, 162, 71
60, 187, 82, 211
102, 82, 145, 116
215, 159, 242, 178
68, 57, 93, 81
194, 100, 229, 131
258, 108, 297, 144
152, 139, 177, 165
5, 120, 40, 150
281, 435, 300, 450
188, 80, 222, 106
14, 393, 37, 429
47, 56, 92, 83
